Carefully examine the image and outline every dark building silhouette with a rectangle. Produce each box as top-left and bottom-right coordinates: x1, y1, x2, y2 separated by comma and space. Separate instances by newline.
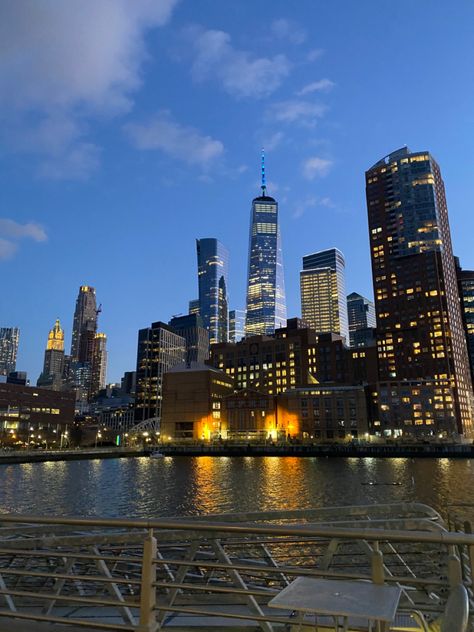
455, 257, 474, 386
169, 314, 209, 365
37, 319, 65, 391
347, 292, 376, 347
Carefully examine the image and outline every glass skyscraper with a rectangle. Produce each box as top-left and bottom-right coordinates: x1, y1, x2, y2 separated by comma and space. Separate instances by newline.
347, 292, 376, 347
196, 239, 229, 345
300, 248, 349, 342
245, 152, 286, 336
229, 309, 246, 343
0, 327, 20, 376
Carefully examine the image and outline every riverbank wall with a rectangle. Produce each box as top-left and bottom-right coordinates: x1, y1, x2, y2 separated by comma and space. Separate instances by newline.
158, 442, 474, 458
0, 443, 473, 464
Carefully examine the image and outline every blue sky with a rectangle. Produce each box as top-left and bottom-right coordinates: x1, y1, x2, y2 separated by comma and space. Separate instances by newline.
2, 0, 474, 383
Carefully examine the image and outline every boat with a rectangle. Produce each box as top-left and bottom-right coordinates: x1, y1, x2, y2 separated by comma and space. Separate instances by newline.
150, 450, 165, 458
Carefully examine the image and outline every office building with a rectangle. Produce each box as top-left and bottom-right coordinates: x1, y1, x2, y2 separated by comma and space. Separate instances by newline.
37, 319, 65, 390
229, 309, 246, 343
0, 328, 20, 376
134, 321, 186, 424
245, 151, 286, 336
366, 147, 474, 436
347, 292, 376, 347
301, 248, 349, 342
196, 239, 229, 344
169, 314, 209, 364
188, 299, 200, 316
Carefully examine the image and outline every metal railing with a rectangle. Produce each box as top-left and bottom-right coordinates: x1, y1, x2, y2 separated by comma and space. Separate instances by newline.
0, 503, 470, 631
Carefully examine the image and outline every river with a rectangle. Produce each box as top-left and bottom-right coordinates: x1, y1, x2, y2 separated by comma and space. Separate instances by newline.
1, 456, 473, 521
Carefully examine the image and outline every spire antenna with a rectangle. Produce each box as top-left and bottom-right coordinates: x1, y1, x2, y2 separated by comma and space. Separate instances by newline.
261, 148, 266, 195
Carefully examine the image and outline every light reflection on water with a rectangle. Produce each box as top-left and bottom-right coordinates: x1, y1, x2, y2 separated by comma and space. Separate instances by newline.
0, 456, 471, 520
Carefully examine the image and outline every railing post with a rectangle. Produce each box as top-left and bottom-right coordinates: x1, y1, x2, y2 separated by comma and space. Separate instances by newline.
138, 529, 157, 632
447, 545, 462, 589
371, 541, 384, 585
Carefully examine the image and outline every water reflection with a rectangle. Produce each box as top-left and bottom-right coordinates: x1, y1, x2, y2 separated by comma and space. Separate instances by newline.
0, 457, 473, 520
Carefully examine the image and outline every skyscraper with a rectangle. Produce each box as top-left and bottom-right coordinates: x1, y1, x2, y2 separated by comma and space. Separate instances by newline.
71, 286, 98, 362
0, 328, 20, 376
90, 332, 107, 398
196, 238, 229, 344
347, 292, 376, 347
455, 258, 474, 385
300, 248, 349, 341
229, 309, 246, 343
245, 151, 286, 336
366, 147, 474, 436
169, 313, 209, 364
188, 299, 200, 316
37, 319, 65, 390
135, 321, 186, 424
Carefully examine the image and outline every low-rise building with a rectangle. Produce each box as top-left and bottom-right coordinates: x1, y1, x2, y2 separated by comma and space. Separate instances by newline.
277, 385, 369, 441
161, 363, 234, 440
0, 382, 75, 446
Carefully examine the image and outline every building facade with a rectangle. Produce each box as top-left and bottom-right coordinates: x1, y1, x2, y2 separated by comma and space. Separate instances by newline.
0, 327, 20, 376
90, 332, 107, 399
347, 292, 376, 347
169, 314, 209, 364
368, 380, 456, 438
135, 321, 186, 424
245, 152, 286, 337
161, 364, 234, 440
37, 319, 65, 390
301, 249, 349, 342
455, 258, 474, 385
366, 147, 474, 436
229, 309, 246, 343
278, 385, 369, 441
0, 382, 75, 446
196, 238, 229, 344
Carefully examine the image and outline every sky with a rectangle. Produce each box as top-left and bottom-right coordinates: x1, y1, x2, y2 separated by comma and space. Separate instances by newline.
2, 0, 474, 384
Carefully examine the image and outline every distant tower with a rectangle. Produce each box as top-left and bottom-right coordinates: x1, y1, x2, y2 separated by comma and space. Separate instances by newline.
229, 309, 246, 343
245, 150, 286, 336
90, 332, 107, 398
0, 328, 20, 376
135, 321, 186, 424
71, 286, 97, 362
37, 319, 65, 390
300, 248, 349, 341
196, 239, 229, 344
347, 292, 376, 347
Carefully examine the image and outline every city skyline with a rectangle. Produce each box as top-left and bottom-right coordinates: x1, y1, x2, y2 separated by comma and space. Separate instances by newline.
2, 2, 474, 382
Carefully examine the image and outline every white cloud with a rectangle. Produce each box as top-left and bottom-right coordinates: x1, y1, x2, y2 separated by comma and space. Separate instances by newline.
269, 100, 327, 126
0, 0, 177, 112
307, 48, 324, 62
0, 0, 178, 178
303, 157, 333, 179
298, 79, 335, 96
0, 239, 18, 261
271, 19, 306, 44
263, 131, 285, 151
0, 219, 47, 260
188, 28, 291, 99
125, 111, 224, 166
292, 196, 335, 219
